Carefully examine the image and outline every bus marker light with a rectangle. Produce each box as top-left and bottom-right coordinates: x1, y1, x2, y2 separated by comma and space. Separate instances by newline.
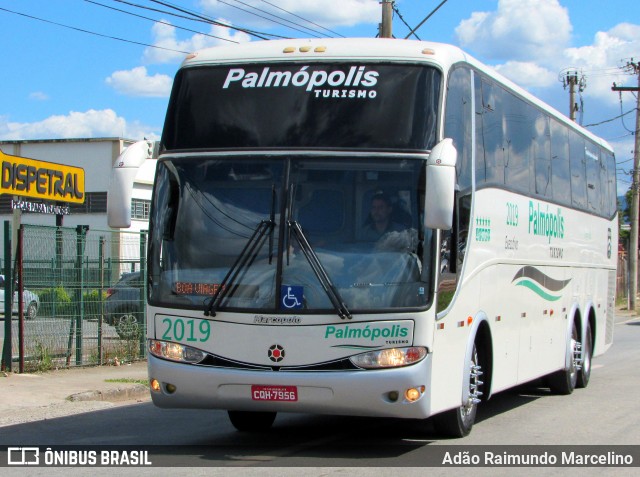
457, 321, 465, 328
467, 316, 473, 326
299, 46, 311, 52
422, 48, 436, 55
495, 316, 502, 322
437, 323, 445, 330
185, 53, 198, 60
150, 379, 161, 392
283, 47, 295, 53
314, 46, 327, 53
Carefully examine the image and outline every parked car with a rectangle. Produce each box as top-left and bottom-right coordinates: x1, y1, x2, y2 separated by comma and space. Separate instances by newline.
105, 271, 144, 339
0, 274, 40, 320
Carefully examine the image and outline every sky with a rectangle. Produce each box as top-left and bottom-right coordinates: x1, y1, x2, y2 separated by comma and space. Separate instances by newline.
0, 0, 639, 193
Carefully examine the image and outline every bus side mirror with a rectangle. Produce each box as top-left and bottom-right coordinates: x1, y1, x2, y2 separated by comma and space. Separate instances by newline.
424, 138, 457, 230
107, 140, 154, 228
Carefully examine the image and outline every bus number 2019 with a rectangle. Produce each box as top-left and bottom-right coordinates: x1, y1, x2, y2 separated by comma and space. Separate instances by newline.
161, 318, 211, 342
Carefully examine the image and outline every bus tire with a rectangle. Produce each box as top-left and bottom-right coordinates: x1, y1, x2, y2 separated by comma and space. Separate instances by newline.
432, 343, 482, 438
548, 320, 579, 395
228, 410, 277, 432
577, 320, 592, 389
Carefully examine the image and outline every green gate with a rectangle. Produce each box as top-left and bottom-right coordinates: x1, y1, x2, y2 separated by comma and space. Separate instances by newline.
1, 223, 147, 372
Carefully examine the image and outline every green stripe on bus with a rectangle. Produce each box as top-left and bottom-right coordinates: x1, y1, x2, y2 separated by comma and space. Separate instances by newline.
515, 279, 562, 302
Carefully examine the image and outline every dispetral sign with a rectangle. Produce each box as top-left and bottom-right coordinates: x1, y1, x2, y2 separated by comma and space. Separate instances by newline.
0, 149, 85, 204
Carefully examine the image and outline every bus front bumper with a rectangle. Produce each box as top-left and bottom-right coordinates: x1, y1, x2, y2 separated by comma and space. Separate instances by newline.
147, 353, 434, 420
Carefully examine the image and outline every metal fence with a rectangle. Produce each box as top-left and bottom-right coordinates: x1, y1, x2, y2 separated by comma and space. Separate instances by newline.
1, 223, 147, 372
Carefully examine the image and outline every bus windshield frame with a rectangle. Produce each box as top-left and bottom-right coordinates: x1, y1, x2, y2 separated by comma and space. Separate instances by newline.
148, 154, 434, 315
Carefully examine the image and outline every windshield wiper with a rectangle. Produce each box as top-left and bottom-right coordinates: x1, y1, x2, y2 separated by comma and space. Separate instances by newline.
289, 220, 352, 320
204, 219, 274, 316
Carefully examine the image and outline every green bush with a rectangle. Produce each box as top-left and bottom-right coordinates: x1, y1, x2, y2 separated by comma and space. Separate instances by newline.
37, 287, 74, 318
83, 289, 107, 320
36, 287, 107, 319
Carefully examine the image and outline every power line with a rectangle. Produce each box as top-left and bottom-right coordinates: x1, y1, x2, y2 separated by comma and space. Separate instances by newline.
617, 91, 637, 134
220, 0, 328, 38
393, 4, 420, 40
138, 0, 279, 40
259, 0, 344, 38
404, 0, 449, 40
85, 0, 239, 44
0, 5, 189, 54
583, 108, 637, 128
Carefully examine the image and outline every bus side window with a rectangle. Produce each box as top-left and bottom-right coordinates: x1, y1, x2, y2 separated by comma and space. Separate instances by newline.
437, 194, 471, 312
440, 66, 474, 313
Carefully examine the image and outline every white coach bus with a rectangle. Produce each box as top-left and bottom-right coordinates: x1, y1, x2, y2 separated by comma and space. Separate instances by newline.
108, 38, 617, 437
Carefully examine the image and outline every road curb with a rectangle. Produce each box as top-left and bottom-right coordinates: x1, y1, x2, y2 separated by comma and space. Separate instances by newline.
67, 384, 149, 403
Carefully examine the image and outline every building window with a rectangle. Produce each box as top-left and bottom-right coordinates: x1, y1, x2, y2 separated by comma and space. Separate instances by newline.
131, 198, 151, 220
0, 196, 12, 214
69, 192, 107, 214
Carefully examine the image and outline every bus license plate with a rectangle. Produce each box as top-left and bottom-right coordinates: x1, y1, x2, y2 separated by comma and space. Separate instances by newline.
251, 385, 298, 402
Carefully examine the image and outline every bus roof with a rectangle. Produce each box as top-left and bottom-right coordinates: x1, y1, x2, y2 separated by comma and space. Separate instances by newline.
181, 38, 613, 153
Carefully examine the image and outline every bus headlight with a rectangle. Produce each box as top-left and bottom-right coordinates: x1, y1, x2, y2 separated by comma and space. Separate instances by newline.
349, 347, 427, 369
149, 339, 207, 364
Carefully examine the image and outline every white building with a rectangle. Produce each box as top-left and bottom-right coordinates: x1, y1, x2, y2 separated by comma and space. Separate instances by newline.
0, 138, 156, 268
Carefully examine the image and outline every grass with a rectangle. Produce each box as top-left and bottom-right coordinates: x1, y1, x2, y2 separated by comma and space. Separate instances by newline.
104, 378, 149, 386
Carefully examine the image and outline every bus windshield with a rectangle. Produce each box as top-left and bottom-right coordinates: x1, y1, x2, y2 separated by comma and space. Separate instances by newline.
148, 155, 433, 314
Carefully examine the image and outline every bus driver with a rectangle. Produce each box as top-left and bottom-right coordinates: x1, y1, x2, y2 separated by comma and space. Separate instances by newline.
362, 192, 405, 241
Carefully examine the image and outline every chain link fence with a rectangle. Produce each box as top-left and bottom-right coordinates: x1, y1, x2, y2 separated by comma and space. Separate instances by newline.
1, 223, 147, 372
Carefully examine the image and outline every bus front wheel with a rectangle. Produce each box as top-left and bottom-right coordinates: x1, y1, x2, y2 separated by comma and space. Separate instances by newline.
432, 343, 483, 438
228, 410, 277, 432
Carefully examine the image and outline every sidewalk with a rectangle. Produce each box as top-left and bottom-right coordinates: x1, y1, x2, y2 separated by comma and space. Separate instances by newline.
615, 302, 640, 321
0, 360, 150, 427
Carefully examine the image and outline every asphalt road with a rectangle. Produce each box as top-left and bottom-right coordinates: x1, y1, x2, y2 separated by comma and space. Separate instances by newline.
1, 314, 638, 473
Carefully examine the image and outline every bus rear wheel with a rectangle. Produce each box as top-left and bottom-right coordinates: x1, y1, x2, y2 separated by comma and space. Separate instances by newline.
432, 343, 483, 438
548, 320, 579, 395
228, 410, 277, 432
577, 321, 592, 389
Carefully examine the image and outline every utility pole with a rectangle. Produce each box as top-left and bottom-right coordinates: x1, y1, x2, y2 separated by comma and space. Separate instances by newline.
560, 69, 586, 122
613, 59, 640, 309
380, 0, 393, 38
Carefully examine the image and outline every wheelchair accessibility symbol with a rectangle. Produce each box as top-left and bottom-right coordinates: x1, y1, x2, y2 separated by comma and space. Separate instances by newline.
281, 285, 303, 310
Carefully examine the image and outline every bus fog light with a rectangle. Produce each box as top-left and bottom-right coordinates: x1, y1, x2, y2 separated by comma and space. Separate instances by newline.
405, 385, 425, 402
165, 383, 177, 394
349, 347, 427, 369
150, 379, 161, 392
387, 391, 399, 402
